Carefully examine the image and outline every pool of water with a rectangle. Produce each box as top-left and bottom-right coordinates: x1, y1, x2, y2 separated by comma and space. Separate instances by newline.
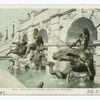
0, 60, 100, 88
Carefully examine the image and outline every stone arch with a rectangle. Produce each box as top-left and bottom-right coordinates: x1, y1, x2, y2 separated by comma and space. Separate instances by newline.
66, 17, 97, 44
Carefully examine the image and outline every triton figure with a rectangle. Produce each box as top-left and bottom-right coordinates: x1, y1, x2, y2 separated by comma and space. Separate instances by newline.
23, 28, 44, 58
70, 28, 90, 50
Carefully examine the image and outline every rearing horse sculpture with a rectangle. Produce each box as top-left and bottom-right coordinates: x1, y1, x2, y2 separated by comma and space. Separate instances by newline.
51, 48, 95, 81
48, 28, 96, 82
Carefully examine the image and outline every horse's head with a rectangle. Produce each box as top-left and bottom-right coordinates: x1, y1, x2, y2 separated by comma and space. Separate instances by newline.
53, 49, 72, 61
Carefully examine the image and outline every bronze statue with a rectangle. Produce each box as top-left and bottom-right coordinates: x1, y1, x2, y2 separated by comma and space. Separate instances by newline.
51, 28, 95, 82
49, 49, 95, 81
70, 28, 90, 50
30, 49, 46, 70
23, 28, 44, 58
6, 42, 27, 57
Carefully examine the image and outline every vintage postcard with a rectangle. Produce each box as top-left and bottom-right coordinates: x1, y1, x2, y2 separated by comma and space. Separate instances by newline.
0, 4, 100, 95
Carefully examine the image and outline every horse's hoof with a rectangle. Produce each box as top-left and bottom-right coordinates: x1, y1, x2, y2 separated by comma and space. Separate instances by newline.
37, 81, 44, 88
89, 75, 94, 82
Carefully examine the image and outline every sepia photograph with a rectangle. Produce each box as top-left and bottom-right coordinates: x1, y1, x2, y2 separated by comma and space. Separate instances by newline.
0, 4, 100, 95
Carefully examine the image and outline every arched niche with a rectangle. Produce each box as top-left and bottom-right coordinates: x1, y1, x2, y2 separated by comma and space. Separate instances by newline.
66, 17, 97, 44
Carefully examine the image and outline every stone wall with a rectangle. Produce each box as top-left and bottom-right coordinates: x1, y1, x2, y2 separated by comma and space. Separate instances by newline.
16, 9, 100, 67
